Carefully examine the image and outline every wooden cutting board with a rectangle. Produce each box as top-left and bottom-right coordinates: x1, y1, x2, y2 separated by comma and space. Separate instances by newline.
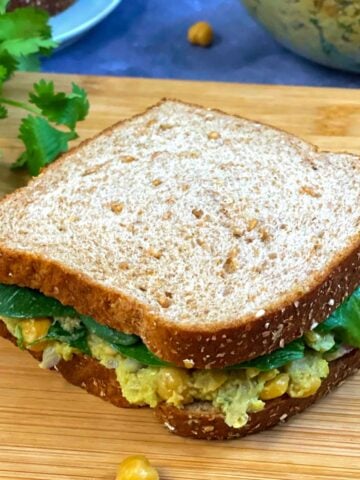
0, 73, 359, 480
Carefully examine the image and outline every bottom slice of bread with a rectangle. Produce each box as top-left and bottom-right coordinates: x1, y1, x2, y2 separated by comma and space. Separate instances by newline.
1, 322, 359, 440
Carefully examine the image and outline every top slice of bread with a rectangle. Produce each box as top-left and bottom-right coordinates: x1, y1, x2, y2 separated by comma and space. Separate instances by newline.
0, 99, 359, 368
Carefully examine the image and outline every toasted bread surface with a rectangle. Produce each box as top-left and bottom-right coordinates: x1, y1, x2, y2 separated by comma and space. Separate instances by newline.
0, 100, 359, 368
1, 322, 359, 440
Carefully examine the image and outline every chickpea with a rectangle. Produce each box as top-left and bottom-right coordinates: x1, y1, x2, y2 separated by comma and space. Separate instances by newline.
246, 367, 260, 379
201, 370, 227, 391
258, 369, 279, 383
156, 367, 192, 404
260, 373, 289, 401
187, 21, 213, 47
20, 318, 51, 352
287, 377, 321, 398
116, 455, 159, 480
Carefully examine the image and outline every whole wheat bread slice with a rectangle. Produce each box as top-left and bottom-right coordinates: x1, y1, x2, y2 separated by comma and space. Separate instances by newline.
0, 100, 359, 368
1, 322, 359, 440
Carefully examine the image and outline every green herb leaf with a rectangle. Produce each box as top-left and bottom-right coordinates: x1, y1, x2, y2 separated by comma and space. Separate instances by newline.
0, 0, 9, 15
231, 339, 305, 371
0, 7, 88, 175
0, 64, 7, 83
0, 103, 7, 118
29, 80, 90, 130
0, 50, 18, 85
0, 8, 56, 55
81, 316, 139, 347
316, 287, 360, 347
16, 54, 41, 72
0, 6, 57, 92
15, 115, 77, 175
0, 37, 56, 58
0, 283, 78, 318
45, 320, 90, 355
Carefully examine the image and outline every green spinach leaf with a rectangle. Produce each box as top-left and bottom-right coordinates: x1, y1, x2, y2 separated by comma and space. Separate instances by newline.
1, 283, 359, 369
44, 320, 90, 355
81, 315, 138, 347
80, 316, 169, 365
231, 339, 305, 371
316, 287, 360, 347
0, 283, 77, 318
109, 342, 171, 367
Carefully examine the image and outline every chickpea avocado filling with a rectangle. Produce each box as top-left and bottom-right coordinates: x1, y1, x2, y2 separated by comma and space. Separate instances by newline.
0, 284, 359, 429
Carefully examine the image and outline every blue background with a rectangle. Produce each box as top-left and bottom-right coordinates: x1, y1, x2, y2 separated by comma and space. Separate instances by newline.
42, 0, 360, 87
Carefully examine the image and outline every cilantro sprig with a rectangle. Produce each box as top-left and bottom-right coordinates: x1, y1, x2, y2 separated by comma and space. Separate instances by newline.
0, 0, 89, 176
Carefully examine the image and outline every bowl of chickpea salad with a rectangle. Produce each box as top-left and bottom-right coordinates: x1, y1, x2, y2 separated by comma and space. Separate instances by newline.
241, 0, 360, 73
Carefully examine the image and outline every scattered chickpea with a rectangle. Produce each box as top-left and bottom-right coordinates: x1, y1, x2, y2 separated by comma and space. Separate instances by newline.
116, 455, 159, 480
188, 21, 213, 47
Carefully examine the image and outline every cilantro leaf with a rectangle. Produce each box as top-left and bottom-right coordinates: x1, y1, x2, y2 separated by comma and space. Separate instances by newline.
0, 64, 7, 82
15, 115, 77, 175
0, 50, 18, 84
29, 80, 90, 130
17, 54, 40, 72
0, 8, 57, 79
0, 104, 7, 118
0, 7, 52, 42
0, 0, 9, 15
70, 83, 89, 122
0, 37, 56, 58
0, 4, 88, 175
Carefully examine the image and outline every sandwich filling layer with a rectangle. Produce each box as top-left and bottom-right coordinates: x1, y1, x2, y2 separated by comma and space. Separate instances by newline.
0, 284, 359, 429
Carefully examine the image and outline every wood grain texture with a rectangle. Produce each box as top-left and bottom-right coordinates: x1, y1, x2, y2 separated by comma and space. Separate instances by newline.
0, 73, 359, 479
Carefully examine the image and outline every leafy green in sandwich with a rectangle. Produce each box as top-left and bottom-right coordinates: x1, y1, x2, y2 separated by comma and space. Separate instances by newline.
0, 283, 359, 369
0, 283, 359, 430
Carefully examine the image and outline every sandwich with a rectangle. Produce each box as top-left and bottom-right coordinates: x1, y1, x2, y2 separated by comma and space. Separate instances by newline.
0, 99, 359, 440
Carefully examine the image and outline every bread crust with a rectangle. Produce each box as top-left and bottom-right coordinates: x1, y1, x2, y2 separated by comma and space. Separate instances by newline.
0, 99, 359, 368
1, 322, 359, 440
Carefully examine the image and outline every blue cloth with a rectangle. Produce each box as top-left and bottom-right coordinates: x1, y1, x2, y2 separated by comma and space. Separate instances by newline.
42, 0, 360, 87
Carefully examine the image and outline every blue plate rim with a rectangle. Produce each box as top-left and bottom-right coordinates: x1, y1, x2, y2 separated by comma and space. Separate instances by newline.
51, 0, 122, 44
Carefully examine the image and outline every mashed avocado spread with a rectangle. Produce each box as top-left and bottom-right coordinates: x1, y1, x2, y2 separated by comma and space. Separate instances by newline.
0, 284, 359, 429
